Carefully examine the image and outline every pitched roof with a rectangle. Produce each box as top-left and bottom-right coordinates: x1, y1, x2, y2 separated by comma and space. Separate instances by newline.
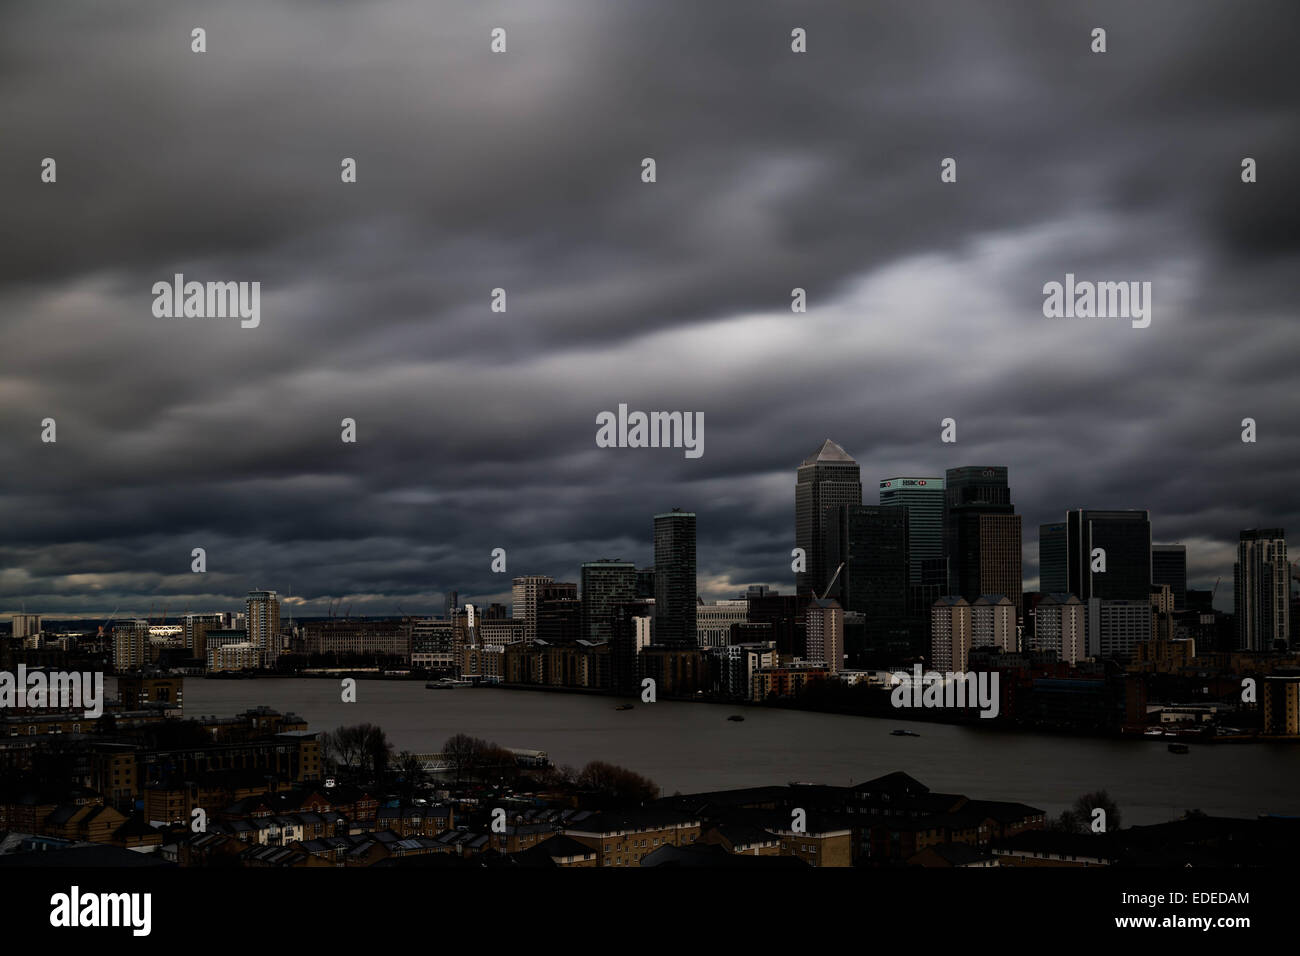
802, 439, 855, 465
530, 834, 596, 860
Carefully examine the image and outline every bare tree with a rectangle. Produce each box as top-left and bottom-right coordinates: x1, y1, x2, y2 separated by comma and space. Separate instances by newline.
395, 751, 428, 803
324, 723, 393, 785
443, 733, 486, 787
577, 760, 658, 803
1051, 789, 1122, 833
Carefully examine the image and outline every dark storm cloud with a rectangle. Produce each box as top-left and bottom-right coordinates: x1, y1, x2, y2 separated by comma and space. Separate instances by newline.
0, 0, 1296, 617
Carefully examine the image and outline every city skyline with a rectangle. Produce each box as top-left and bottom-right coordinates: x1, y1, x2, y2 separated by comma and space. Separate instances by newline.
5, 446, 1286, 620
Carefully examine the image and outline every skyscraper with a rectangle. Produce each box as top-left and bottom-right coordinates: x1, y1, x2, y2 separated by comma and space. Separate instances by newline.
878, 476, 944, 585
246, 590, 280, 665
511, 575, 554, 643
610, 599, 653, 694
1235, 529, 1290, 651
1038, 522, 1067, 594
805, 599, 844, 674
931, 596, 972, 672
1065, 510, 1152, 602
580, 560, 637, 643
10, 613, 41, 640
653, 509, 697, 648
795, 439, 862, 597
943, 466, 1022, 615
825, 503, 909, 642
1151, 544, 1188, 612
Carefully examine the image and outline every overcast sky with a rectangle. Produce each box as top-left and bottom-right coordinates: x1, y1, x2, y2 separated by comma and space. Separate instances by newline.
1, 0, 1296, 620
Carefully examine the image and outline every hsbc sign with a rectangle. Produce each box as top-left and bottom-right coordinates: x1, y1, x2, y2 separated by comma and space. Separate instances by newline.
881, 478, 938, 489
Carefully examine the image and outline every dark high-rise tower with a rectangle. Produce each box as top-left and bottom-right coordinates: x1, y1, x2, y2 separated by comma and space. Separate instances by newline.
879, 477, 944, 585
1065, 510, 1151, 601
1235, 529, 1289, 652
825, 504, 909, 642
943, 466, 1022, 614
1151, 544, 1187, 612
580, 560, 637, 643
1039, 522, 1068, 594
795, 439, 862, 597
653, 509, 697, 647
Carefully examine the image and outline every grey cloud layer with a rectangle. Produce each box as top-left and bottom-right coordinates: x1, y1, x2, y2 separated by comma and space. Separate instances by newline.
1, 0, 1296, 616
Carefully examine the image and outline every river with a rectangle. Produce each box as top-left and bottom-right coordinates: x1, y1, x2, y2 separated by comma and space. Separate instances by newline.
127, 677, 1300, 826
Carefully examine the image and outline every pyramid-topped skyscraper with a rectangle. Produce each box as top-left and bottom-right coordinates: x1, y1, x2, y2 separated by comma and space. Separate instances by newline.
795, 439, 862, 597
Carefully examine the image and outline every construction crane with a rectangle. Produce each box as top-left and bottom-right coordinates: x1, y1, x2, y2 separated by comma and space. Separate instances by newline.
97, 606, 121, 640
819, 563, 846, 602
1212, 576, 1222, 603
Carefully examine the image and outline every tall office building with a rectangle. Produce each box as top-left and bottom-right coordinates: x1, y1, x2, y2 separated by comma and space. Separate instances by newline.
245, 590, 281, 666
931, 596, 972, 672
696, 600, 749, 649
511, 575, 554, 643
805, 599, 844, 674
610, 599, 653, 694
825, 504, 909, 640
580, 560, 637, 643
10, 613, 41, 640
795, 439, 862, 597
970, 594, 1016, 652
1086, 598, 1150, 661
111, 619, 150, 671
183, 612, 224, 662
879, 477, 944, 585
444, 591, 459, 618
1033, 593, 1086, 664
537, 594, 582, 644
1151, 545, 1187, 612
944, 466, 1022, 615
1038, 523, 1068, 594
653, 509, 697, 648
1065, 510, 1152, 601
1235, 529, 1290, 651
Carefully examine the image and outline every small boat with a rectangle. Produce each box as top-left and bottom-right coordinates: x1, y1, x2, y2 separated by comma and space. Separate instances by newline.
891, 729, 920, 737
1168, 743, 1190, 755
727, 715, 745, 722
426, 679, 472, 689
615, 704, 634, 711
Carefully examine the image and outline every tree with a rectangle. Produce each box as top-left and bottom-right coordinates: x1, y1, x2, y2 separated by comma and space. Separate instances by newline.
576, 760, 658, 804
443, 733, 487, 787
394, 751, 428, 803
324, 723, 393, 785
1051, 789, 1122, 833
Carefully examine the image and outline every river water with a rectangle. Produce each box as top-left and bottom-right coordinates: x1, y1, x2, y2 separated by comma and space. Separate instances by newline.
134, 677, 1300, 826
